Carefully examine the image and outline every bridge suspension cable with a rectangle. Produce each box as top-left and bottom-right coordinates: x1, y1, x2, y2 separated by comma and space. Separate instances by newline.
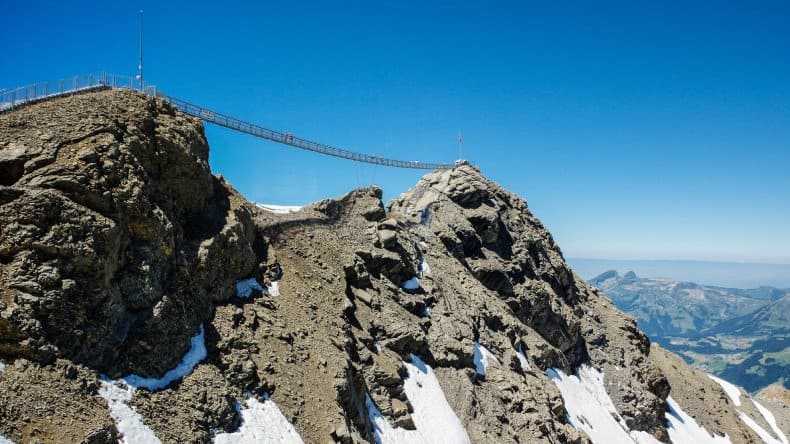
163, 95, 455, 170
0, 72, 458, 170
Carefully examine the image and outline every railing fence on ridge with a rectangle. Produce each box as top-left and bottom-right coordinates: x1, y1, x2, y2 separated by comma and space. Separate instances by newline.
0, 72, 457, 170
0, 72, 156, 111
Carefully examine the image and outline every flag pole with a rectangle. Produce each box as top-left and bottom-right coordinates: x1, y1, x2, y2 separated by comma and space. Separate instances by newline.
458, 131, 463, 160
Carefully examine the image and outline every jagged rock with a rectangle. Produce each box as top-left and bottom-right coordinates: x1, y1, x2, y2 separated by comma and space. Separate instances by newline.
0, 359, 117, 443
0, 91, 259, 377
0, 90, 783, 444
376, 228, 397, 249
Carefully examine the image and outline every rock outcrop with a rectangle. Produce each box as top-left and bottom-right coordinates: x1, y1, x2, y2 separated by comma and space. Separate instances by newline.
0, 90, 259, 377
0, 90, 783, 443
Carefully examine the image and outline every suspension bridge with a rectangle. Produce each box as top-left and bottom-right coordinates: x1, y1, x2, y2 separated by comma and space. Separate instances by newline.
0, 73, 461, 170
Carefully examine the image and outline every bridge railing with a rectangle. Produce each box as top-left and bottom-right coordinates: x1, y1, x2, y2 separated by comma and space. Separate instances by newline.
1, 73, 456, 170
164, 95, 455, 170
0, 72, 157, 112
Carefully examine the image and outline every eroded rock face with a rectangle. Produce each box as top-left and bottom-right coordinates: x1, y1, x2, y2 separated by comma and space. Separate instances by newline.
387, 166, 670, 441
0, 90, 780, 444
0, 90, 258, 377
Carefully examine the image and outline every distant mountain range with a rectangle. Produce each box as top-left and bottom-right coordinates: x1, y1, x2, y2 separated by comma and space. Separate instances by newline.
571, 258, 790, 288
590, 270, 789, 393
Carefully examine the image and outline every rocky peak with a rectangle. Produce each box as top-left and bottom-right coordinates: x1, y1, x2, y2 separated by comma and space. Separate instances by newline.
0, 90, 782, 444
0, 90, 259, 376
590, 269, 619, 285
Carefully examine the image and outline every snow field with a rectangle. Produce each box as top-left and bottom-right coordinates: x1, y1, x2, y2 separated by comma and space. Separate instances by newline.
213, 394, 304, 444
367, 355, 471, 444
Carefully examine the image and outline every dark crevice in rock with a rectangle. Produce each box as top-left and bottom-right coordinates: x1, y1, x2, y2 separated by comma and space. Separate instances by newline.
0, 158, 24, 185
184, 176, 231, 241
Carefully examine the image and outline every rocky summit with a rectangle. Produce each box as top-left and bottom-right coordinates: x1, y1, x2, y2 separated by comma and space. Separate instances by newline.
0, 90, 787, 444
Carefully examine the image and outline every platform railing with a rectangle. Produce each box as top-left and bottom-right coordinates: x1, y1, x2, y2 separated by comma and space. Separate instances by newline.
0, 72, 155, 112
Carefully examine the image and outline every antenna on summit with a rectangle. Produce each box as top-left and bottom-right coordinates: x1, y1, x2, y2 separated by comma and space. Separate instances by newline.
137, 9, 144, 91
458, 131, 463, 160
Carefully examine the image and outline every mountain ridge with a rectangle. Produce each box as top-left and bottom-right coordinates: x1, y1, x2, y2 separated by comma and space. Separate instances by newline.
0, 90, 784, 443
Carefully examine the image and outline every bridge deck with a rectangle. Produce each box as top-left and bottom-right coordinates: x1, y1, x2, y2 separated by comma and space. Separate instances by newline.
164, 96, 453, 170
1, 73, 457, 170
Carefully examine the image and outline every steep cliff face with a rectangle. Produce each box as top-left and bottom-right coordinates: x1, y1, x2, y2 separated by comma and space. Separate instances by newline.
0, 90, 258, 376
0, 91, 261, 442
0, 90, 784, 444
383, 167, 671, 440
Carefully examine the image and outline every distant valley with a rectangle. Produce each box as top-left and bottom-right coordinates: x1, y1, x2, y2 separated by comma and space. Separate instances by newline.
589, 270, 789, 393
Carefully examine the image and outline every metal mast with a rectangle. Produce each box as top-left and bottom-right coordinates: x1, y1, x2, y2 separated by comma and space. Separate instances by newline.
138, 10, 144, 90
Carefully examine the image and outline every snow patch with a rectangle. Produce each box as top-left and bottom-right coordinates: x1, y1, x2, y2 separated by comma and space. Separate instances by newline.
751, 399, 789, 444
0, 361, 5, 373
401, 277, 420, 290
121, 325, 207, 391
0, 435, 14, 444
422, 305, 431, 317
366, 355, 470, 444
473, 342, 499, 376
418, 256, 431, 276
213, 394, 304, 444
98, 379, 162, 444
548, 366, 659, 444
257, 204, 302, 214
549, 365, 729, 444
738, 410, 785, 444
236, 278, 265, 298
98, 325, 207, 443
665, 396, 731, 444
708, 374, 742, 407
237, 278, 280, 298
516, 344, 530, 370
708, 374, 786, 443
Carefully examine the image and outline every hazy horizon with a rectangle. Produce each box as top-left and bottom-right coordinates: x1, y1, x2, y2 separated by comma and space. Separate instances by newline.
569, 257, 790, 289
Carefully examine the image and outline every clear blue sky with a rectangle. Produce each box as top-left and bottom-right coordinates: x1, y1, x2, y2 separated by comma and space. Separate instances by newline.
3, 1, 789, 263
